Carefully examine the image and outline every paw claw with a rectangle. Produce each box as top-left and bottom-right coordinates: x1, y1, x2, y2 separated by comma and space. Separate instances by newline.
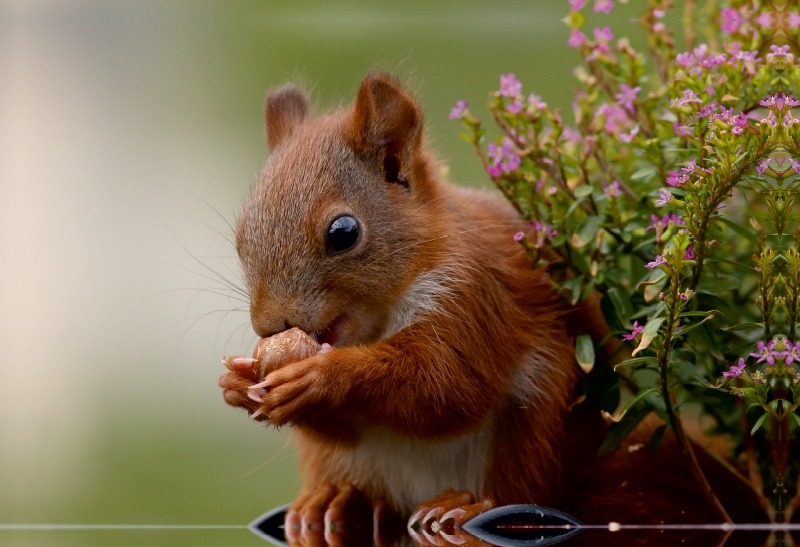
250, 407, 266, 420
250, 379, 270, 390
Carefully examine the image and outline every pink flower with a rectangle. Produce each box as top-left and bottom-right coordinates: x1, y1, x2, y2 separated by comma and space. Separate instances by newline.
653, 22, 665, 33
684, 246, 695, 260
666, 170, 689, 187
619, 125, 639, 143
449, 100, 468, 120
784, 341, 800, 366
755, 160, 769, 174
676, 52, 695, 66
771, 45, 790, 57
499, 74, 522, 97
720, 8, 745, 33
593, 0, 613, 14
755, 12, 772, 28
674, 90, 703, 107
514, 231, 525, 242
594, 26, 614, 42
673, 122, 692, 136
568, 30, 586, 48
488, 141, 521, 174
793, 160, 800, 174
681, 158, 697, 174
596, 103, 630, 133
790, 13, 800, 28
570, 0, 586, 9
562, 127, 582, 144
528, 94, 547, 109
647, 214, 685, 235
722, 358, 746, 378
750, 340, 779, 365
655, 189, 672, 206
532, 221, 558, 238
695, 103, 718, 119
506, 100, 523, 114
622, 321, 645, 341
501, 154, 521, 173
615, 84, 641, 113
603, 180, 620, 197
645, 255, 667, 269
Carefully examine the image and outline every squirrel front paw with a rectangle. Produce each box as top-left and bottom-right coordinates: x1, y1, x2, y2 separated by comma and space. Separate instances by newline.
218, 328, 331, 423
248, 354, 330, 425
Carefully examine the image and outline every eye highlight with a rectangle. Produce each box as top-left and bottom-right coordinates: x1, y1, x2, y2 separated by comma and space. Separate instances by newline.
326, 215, 360, 254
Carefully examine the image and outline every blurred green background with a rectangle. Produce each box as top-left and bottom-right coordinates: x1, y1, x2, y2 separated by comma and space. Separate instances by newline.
0, 0, 647, 545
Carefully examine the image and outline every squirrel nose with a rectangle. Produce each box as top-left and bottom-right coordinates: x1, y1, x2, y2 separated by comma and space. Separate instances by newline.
252, 318, 291, 338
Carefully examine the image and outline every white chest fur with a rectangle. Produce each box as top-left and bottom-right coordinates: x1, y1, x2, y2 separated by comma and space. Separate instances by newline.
336, 423, 493, 515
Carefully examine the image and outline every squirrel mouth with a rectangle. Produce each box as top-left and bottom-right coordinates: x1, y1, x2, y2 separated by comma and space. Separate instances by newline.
313, 313, 347, 346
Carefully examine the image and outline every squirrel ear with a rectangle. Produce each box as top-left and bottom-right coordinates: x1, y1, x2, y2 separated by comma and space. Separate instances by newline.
349, 72, 422, 187
265, 86, 308, 150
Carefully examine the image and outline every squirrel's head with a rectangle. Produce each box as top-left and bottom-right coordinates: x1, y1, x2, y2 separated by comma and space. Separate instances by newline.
237, 72, 446, 346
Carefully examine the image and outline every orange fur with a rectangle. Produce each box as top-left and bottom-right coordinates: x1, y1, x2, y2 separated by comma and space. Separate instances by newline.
219, 72, 770, 533
223, 72, 581, 515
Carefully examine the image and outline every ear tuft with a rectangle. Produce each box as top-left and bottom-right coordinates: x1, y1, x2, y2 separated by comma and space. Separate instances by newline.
349, 72, 421, 187
265, 85, 308, 150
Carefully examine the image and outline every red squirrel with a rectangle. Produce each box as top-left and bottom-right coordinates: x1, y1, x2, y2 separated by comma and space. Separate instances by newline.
217, 72, 768, 546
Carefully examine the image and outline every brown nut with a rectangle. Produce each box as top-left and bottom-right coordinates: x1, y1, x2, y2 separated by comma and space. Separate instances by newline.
252, 327, 321, 380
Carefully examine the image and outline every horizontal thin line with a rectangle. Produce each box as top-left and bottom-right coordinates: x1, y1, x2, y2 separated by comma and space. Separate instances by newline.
0, 525, 247, 530
515, 523, 800, 531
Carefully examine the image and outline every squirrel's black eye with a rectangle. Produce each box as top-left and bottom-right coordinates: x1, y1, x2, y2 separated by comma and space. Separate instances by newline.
326, 215, 360, 254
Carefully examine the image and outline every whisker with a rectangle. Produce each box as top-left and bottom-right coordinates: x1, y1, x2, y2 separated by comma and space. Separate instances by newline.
180, 189, 238, 235
143, 287, 250, 305
167, 308, 248, 330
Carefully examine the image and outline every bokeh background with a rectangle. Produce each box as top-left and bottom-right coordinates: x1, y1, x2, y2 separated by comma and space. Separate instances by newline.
1, 1, 650, 545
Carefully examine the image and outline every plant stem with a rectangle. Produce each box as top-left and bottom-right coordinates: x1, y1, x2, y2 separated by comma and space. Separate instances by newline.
659, 278, 732, 523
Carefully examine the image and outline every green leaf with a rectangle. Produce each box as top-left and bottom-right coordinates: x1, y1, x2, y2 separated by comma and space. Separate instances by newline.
704, 257, 755, 272
632, 317, 666, 356
636, 271, 667, 291
673, 314, 718, 339
751, 412, 769, 435
649, 424, 667, 453
614, 356, 658, 370
572, 215, 605, 249
604, 387, 660, 423
564, 198, 587, 219
671, 362, 722, 389
698, 271, 742, 292
716, 218, 758, 244
722, 322, 764, 333
792, 413, 800, 428
679, 310, 723, 318
598, 401, 652, 456
608, 287, 634, 325
768, 399, 789, 418
631, 166, 657, 182
574, 185, 594, 198
630, 301, 666, 320
575, 334, 595, 374
561, 275, 585, 305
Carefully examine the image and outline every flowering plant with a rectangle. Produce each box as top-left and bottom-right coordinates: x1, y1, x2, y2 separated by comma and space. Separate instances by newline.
452, 0, 800, 523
